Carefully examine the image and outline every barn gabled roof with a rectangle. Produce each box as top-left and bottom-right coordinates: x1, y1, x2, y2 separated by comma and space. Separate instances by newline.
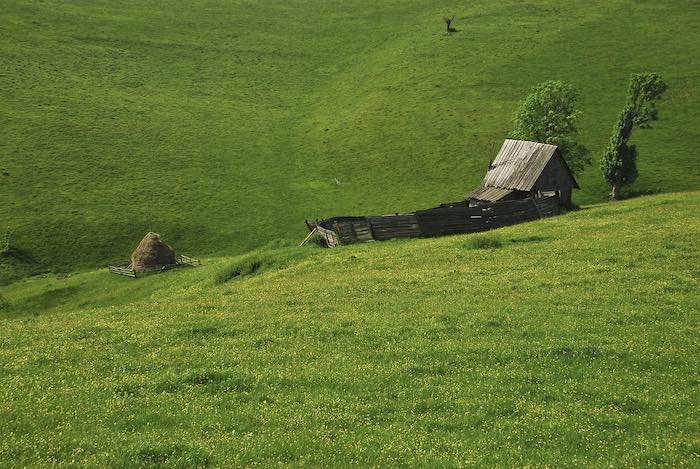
480, 139, 579, 192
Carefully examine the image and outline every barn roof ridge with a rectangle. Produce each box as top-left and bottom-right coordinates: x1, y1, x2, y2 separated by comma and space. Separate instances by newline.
490, 138, 579, 186
483, 139, 559, 191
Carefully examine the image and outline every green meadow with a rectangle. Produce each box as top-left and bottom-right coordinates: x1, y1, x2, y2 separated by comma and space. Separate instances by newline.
1, 192, 698, 466
1, 0, 699, 280
2, 0, 699, 466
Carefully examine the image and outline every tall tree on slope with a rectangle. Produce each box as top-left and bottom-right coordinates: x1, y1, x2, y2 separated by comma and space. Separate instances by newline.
601, 73, 667, 200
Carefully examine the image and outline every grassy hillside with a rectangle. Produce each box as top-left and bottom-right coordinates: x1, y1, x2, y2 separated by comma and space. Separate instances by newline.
1, 192, 698, 466
1, 0, 699, 281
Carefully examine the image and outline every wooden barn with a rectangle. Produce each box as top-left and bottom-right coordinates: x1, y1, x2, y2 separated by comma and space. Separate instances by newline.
468, 139, 579, 207
303, 138, 579, 248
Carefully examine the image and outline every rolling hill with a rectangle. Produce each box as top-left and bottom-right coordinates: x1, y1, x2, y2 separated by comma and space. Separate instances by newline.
1, 192, 698, 466
2, 0, 700, 282
2, 1, 699, 466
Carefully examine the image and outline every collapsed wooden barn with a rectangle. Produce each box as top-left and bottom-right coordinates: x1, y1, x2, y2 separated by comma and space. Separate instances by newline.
306, 197, 561, 247
304, 139, 578, 247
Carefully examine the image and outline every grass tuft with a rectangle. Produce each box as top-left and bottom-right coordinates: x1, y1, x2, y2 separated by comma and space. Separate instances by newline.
466, 235, 503, 250
120, 445, 211, 468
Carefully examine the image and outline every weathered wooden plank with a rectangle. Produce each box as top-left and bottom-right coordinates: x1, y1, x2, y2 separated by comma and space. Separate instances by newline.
484, 140, 559, 192
333, 219, 375, 244
415, 204, 486, 236
176, 254, 202, 266
486, 209, 538, 220
489, 210, 539, 221
533, 196, 561, 218
368, 215, 421, 240
317, 225, 339, 247
108, 266, 137, 278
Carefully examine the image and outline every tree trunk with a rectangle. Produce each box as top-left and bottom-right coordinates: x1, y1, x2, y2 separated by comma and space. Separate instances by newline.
611, 183, 622, 200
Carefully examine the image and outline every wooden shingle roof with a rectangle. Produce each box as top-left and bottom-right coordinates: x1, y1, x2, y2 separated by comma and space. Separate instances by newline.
468, 185, 517, 202
483, 139, 560, 191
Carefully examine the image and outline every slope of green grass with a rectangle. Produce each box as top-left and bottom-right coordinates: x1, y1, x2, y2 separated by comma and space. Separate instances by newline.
1, 192, 698, 466
1, 0, 699, 281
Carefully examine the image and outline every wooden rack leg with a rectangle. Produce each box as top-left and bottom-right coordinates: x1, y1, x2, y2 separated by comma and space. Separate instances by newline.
299, 227, 318, 246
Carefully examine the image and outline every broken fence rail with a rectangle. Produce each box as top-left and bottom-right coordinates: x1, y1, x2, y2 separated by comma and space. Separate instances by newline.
108, 254, 201, 278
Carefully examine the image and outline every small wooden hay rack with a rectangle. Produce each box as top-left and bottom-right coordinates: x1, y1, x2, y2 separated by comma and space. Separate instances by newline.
108, 254, 201, 278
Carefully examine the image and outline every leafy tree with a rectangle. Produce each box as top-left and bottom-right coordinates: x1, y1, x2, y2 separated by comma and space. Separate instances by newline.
511, 80, 590, 175
600, 73, 667, 199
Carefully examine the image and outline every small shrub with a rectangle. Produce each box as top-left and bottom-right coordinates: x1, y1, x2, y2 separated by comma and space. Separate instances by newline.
466, 235, 503, 250
507, 235, 550, 245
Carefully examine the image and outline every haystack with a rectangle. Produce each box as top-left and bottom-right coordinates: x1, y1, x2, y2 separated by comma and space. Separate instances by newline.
131, 232, 176, 272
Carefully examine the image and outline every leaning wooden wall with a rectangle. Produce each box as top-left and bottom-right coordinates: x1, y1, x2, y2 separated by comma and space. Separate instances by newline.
415, 204, 485, 236
367, 215, 422, 241
311, 195, 563, 247
481, 197, 540, 229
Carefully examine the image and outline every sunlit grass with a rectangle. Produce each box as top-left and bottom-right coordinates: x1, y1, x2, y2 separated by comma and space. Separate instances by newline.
1, 192, 698, 466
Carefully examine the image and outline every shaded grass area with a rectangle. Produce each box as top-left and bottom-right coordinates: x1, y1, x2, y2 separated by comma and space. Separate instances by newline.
213, 246, 318, 285
0, 192, 698, 466
1, 0, 699, 281
0, 243, 322, 318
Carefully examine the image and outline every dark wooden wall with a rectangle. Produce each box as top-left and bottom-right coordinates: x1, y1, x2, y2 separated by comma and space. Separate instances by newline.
533, 155, 576, 206
312, 195, 562, 247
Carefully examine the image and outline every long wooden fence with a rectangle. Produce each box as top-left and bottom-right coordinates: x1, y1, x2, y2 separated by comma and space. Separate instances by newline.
309, 196, 562, 247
